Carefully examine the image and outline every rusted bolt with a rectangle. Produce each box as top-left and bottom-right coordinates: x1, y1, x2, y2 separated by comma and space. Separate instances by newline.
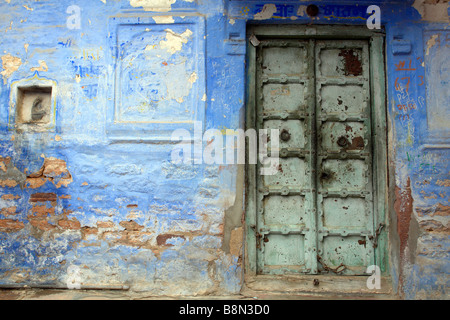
313, 279, 320, 286
306, 4, 319, 17
321, 171, 331, 180
280, 129, 291, 142
337, 136, 349, 147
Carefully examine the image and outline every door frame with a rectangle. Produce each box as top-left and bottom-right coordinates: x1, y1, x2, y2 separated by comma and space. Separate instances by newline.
244, 25, 389, 284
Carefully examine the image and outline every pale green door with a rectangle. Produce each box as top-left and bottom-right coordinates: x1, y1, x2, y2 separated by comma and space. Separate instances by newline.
254, 38, 376, 276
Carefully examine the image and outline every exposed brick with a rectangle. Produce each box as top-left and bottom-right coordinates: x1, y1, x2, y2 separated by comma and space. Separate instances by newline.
29, 193, 57, 202
81, 226, 98, 238
0, 219, 24, 233
1, 194, 20, 200
0, 206, 17, 216
58, 219, 81, 230
0, 179, 18, 188
97, 221, 115, 228
25, 177, 47, 189
42, 158, 70, 178
0, 156, 11, 169
119, 220, 144, 231
29, 218, 56, 231
156, 234, 185, 246
31, 205, 55, 217
26, 158, 72, 189
118, 230, 152, 247
416, 203, 450, 218
419, 219, 450, 233
436, 179, 450, 187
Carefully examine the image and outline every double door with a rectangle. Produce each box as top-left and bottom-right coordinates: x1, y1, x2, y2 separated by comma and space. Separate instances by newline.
252, 38, 376, 275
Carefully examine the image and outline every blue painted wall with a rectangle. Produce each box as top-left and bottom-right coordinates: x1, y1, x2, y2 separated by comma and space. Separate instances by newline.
0, 0, 448, 299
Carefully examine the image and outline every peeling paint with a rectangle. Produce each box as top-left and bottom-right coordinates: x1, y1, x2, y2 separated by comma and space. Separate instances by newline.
254, 4, 277, 20
0, 179, 18, 188
30, 60, 48, 72
426, 34, 439, 56
188, 71, 198, 85
129, 0, 176, 12
412, 0, 450, 22
0, 219, 25, 233
394, 178, 415, 284
0, 53, 22, 84
159, 28, 193, 54
436, 179, 450, 187
152, 16, 175, 24
165, 61, 197, 103
26, 157, 73, 189
229, 227, 243, 256
297, 5, 307, 16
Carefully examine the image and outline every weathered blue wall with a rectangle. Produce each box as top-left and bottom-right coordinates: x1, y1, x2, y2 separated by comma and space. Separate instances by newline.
0, 0, 448, 299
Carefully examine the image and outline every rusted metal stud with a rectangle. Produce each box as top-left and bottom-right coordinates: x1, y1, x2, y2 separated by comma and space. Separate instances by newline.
337, 136, 349, 147
306, 4, 319, 17
321, 171, 331, 180
280, 129, 291, 142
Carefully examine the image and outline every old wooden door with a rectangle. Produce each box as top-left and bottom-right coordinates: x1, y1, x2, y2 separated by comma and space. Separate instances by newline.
248, 31, 383, 276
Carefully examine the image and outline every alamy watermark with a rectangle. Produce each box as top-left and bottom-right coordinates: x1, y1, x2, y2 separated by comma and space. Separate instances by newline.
366, 5, 381, 30
170, 122, 280, 176
66, 5, 81, 30
366, 265, 382, 289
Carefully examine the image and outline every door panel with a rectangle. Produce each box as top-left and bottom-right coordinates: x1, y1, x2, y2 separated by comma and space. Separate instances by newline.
263, 157, 306, 187
317, 48, 364, 77
322, 236, 371, 274
320, 159, 367, 192
262, 83, 306, 114
319, 85, 366, 115
263, 195, 306, 225
262, 46, 307, 76
322, 198, 369, 229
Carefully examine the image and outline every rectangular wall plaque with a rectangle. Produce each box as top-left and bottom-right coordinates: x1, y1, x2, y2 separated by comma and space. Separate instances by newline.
107, 15, 206, 142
